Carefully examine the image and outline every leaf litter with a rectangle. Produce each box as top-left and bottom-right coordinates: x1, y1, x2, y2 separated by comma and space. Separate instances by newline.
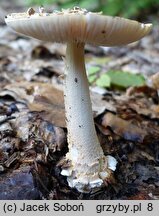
0, 3, 159, 200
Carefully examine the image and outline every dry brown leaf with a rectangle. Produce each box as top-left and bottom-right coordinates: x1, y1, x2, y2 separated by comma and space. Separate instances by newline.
1, 82, 65, 127
148, 72, 159, 89
90, 91, 116, 116
101, 112, 146, 142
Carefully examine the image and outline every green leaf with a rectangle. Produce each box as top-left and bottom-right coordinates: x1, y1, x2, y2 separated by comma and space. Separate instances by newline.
87, 66, 100, 84
79, 0, 98, 11
88, 74, 97, 84
87, 66, 100, 75
96, 74, 111, 87
106, 70, 145, 88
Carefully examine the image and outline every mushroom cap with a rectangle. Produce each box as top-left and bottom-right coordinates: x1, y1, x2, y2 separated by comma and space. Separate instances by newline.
5, 8, 152, 46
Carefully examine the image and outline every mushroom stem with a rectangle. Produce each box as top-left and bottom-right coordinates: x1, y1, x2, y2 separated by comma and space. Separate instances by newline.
65, 42, 103, 162
62, 42, 117, 192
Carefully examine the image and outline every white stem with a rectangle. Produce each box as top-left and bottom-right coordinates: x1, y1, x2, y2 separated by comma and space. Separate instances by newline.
62, 42, 117, 192
64, 42, 103, 163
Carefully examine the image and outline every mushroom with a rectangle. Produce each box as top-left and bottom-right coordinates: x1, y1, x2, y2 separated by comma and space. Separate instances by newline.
5, 7, 152, 193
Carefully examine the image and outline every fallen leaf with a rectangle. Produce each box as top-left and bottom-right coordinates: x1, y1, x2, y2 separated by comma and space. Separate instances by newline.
96, 74, 111, 88
101, 112, 146, 142
148, 72, 159, 91
87, 65, 100, 75
0, 82, 65, 127
33, 118, 66, 152
90, 92, 116, 116
20, 59, 64, 81
106, 70, 145, 88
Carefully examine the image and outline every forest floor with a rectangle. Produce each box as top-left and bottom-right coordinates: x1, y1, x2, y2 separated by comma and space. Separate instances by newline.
0, 2, 159, 200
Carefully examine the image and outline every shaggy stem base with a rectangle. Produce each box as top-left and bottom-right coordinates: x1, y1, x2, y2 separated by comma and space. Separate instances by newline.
61, 42, 117, 192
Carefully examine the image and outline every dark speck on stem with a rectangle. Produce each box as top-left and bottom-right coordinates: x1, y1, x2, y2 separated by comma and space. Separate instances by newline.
101, 30, 106, 34
74, 78, 78, 83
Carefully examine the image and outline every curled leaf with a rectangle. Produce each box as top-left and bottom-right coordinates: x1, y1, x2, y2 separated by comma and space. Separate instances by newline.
101, 112, 146, 142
